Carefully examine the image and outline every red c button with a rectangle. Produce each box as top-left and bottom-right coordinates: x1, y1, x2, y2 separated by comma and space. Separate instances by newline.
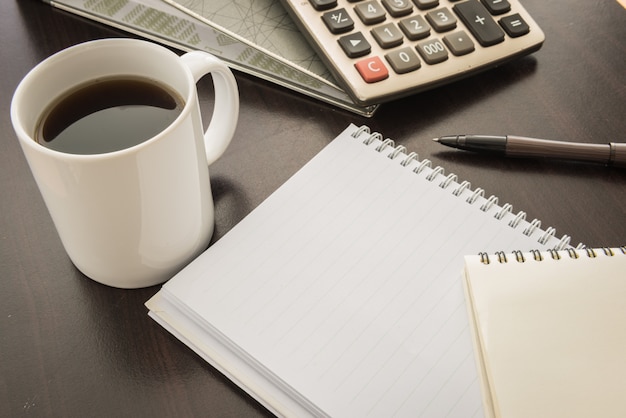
355, 56, 389, 83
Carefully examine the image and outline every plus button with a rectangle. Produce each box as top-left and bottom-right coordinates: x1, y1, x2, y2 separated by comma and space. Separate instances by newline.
453, 1, 505, 46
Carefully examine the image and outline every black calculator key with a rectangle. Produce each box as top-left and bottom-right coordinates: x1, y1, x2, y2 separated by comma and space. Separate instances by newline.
399, 15, 431, 40
426, 7, 457, 32
355, 1, 387, 25
338, 32, 372, 57
322, 8, 355, 34
381, 0, 413, 17
453, 0, 505, 46
385, 47, 421, 73
414, 0, 439, 10
309, 0, 337, 10
371, 23, 405, 48
499, 14, 530, 37
480, 0, 510, 15
416, 38, 449, 64
443, 30, 475, 55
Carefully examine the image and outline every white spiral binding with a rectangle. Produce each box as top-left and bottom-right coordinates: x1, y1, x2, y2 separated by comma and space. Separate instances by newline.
508, 211, 526, 228
480, 195, 499, 212
453, 180, 471, 197
388, 145, 406, 160
400, 152, 419, 167
466, 188, 484, 204
376, 138, 395, 152
478, 247, 626, 264
414, 159, 432, 174
350, 125, 572, 250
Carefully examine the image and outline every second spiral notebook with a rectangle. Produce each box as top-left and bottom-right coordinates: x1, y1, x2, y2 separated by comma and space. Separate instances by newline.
464, 248, 626, 418
146, 124, 571, 417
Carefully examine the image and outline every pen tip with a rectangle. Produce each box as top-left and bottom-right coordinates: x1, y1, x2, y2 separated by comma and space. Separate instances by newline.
432, 137, 440, 143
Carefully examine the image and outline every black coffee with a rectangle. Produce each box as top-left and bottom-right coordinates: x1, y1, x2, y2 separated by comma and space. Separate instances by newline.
36, 76, 184, 154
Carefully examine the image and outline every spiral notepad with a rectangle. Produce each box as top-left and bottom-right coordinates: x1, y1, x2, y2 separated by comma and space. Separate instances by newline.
464, 248, 626, 418
147, 124, 572, 418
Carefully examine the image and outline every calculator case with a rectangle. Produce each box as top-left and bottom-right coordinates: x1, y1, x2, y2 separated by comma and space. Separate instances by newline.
279, 0, 545, 105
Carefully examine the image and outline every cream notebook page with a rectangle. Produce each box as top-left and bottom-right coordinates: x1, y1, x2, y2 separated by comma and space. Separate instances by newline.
148, 124, 570, 417
464, 248, 626, 418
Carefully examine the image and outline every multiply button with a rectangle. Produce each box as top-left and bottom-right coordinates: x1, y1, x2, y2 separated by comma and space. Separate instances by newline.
453, 0, 504, 46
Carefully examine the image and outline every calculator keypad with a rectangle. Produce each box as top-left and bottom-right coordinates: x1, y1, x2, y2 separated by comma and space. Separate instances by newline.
279, 0, 544, 105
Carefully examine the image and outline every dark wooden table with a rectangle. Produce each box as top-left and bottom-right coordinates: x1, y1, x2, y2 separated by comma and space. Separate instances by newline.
2, 1, 625, 416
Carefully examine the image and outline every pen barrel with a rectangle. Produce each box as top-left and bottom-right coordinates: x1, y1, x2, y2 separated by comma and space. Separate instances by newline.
609, 143, 626, 168
506, 136, 619, 166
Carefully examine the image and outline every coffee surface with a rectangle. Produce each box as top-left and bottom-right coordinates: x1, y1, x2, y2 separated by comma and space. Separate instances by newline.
37, 76, 184, 154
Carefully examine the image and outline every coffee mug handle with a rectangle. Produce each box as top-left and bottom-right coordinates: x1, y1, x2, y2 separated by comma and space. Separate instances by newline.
180, 51, 239, 165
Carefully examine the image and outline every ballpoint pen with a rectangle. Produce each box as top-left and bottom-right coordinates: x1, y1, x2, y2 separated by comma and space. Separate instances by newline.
433, 134, 626, 167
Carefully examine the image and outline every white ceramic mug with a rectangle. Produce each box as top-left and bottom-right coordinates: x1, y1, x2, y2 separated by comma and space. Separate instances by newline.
11, 38, 239, 288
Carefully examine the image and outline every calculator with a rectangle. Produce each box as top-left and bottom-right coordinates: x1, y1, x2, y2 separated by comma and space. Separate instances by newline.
278, 0, 544, 105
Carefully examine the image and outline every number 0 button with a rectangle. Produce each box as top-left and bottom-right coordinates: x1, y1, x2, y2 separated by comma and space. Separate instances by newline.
385, 47, 421, 73
416, 38, 448, 64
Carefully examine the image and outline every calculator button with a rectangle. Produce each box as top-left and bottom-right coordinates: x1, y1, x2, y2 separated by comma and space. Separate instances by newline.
321, 8, 355, 34
414, 0, 439, 10
480, 0, 510, 15
355, 56, 390, 82
399, 15, 431, 40
499, 14, 530, 37
416, 38, 449, 64
443, 30, 475, 55
338, 32, 372, 57
385, 47, 421, 73
381, 0, 413, 17
371, 23, 405, 48
453, 0, 505, 46
426, 7, 457, 32
309, 0, 337, 10
354, 1, 387, 25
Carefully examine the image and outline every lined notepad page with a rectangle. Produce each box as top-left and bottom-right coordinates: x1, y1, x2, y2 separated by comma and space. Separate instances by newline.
156, 124, 567, 417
